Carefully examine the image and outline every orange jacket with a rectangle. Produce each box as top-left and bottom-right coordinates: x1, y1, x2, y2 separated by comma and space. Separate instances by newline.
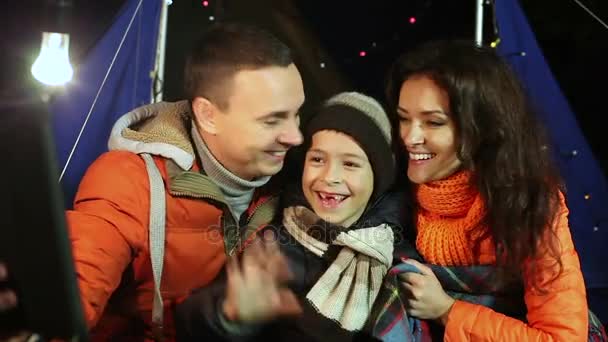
444, 195, 588, 341
66, 101, 278, 341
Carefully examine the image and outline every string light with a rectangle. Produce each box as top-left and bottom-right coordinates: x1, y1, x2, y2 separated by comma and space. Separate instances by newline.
504, 51, 527, 58
359, 51, 367, 57
202, 0, 209, 6
490, 37, 501, 48
584, 194, 591, 200
559, 149, 580, 158
409, 17, 417, 24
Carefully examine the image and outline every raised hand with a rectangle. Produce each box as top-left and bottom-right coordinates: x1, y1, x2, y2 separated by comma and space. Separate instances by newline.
399, 259, 455, 323
0, 262, 17, 312
222, 230, 302, 323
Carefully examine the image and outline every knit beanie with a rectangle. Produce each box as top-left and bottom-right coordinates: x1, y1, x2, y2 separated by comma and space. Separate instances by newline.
303, 91, 396, 201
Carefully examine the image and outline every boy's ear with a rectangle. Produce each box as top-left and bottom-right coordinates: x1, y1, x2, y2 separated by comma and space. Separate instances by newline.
191, 97, 218, 135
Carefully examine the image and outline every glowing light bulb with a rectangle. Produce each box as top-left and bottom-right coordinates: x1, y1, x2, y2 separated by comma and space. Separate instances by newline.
31, 32, 74, 86
409, 17, 416, 24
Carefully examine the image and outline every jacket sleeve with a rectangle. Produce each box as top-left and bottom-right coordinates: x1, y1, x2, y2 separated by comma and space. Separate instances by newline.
174, 269, 261, 342
66, 151, 150, 328
444, 195, 588, 341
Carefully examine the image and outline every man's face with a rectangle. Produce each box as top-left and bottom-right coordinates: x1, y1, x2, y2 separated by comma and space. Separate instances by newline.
202, 64, 305, 180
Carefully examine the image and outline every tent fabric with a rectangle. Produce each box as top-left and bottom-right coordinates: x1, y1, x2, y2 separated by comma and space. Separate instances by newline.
52, 0, 162, 208
495, 0, 607, 323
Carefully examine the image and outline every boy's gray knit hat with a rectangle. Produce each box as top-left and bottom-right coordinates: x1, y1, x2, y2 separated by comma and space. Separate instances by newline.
304, 91, 396, 200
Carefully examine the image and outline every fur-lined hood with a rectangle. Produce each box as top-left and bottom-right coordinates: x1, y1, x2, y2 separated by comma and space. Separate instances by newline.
107, 100, 195, 170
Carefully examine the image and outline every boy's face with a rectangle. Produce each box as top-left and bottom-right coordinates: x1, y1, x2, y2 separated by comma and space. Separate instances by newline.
302, 130, 374, 227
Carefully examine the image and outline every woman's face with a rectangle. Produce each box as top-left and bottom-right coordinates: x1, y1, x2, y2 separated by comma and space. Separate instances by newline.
301, 130, 374, 227
397, 75, 462, 184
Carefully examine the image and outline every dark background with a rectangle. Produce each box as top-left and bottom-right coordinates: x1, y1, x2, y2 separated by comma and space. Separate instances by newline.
1, 0, 606, 172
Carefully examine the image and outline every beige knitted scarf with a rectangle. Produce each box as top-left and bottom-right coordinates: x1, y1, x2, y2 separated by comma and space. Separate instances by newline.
282, 206, 394, 331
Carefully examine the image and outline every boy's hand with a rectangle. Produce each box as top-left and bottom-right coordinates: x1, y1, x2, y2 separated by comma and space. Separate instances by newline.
222, 231, 302, 323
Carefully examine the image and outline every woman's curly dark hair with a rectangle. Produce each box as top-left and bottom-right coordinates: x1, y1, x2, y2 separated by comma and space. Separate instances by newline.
386, 40, 564, 289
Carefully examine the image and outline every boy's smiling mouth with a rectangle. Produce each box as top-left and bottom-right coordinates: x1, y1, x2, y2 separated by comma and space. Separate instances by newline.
316, 191, 350, 209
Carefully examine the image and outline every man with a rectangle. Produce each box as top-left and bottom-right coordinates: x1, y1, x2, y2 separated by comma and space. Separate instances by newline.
67, 22, 305, 341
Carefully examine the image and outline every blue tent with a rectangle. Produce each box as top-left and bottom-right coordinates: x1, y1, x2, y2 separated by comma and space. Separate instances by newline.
495, 0, 608, 323
52, 0, 162, 208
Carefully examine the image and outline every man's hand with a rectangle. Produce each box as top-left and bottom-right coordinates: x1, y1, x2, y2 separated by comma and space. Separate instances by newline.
0, 262, 17, 312
399, 259, 455, 323
1, 262, 36, 342
222, 230, 302, 323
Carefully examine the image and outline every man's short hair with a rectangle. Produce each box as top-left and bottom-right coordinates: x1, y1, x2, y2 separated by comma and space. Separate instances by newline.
184, 22, 294, 110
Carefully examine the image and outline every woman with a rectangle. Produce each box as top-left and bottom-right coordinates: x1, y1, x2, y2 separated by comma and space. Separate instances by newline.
175, 92, 411, 341
377, 40, 604, 341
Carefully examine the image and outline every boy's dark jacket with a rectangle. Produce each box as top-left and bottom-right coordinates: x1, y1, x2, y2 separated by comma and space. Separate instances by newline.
174, 185, 412, 342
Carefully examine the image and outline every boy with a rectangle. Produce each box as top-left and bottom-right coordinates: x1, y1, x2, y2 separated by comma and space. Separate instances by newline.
176, 92, 406, 342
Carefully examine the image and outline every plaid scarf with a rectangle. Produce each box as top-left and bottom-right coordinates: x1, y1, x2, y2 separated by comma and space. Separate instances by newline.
282, 206, 394, 331
368, 245, 607, 341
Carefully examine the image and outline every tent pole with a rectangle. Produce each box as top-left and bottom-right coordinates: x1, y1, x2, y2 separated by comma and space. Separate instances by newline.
475, 0, 484, 46
152, 0, 169, 103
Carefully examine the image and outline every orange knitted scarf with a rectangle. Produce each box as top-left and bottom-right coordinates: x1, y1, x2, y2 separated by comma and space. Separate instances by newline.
415, 170, 494, 266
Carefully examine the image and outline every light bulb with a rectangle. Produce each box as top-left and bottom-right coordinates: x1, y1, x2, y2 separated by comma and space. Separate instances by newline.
31, 32, 74, 86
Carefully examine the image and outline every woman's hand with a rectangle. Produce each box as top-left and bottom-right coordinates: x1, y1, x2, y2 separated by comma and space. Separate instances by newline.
222, 231, 302, 323
399, 259, 455, 324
